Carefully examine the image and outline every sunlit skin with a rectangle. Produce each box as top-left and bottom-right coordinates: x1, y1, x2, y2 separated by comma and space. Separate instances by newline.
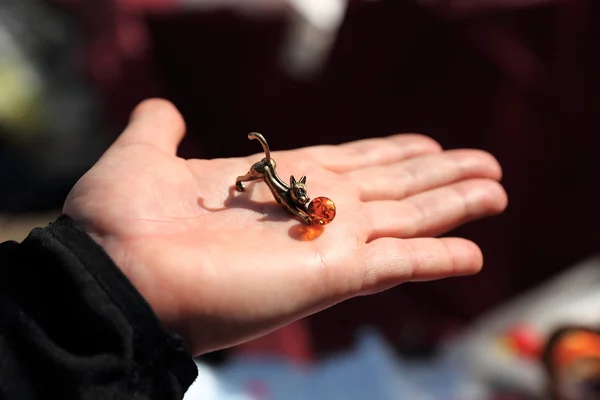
64, 99, 507, 355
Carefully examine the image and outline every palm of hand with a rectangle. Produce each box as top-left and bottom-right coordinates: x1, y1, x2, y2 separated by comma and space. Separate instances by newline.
64, 100, 506, 354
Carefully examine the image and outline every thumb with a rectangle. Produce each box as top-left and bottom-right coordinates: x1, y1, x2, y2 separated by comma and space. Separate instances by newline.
114, 98, 186, 155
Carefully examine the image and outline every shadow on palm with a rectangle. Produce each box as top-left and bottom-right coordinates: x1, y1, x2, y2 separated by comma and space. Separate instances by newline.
197, 183, 326, 241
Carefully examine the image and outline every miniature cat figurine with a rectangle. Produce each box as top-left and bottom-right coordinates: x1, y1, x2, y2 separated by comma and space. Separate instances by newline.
235, 132, 311, 224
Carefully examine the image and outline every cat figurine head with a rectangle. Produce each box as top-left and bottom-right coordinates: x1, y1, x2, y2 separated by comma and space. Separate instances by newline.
290, 175, 309, 205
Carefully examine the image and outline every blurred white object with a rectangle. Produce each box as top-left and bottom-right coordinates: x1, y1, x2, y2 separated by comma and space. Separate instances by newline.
281, 0, 347, 78
461, 256, 600, 396
180, 363, 226, 400
177, 0, 347, 79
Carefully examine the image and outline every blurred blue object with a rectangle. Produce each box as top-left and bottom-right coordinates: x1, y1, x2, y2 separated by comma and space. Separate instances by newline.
184, 328, 487, 400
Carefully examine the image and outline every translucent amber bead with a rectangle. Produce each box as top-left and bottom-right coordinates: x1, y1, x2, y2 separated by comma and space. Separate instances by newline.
307, 197, 336, 225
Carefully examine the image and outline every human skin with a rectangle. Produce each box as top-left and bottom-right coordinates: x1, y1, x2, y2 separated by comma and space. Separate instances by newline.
64, 99, 508, 355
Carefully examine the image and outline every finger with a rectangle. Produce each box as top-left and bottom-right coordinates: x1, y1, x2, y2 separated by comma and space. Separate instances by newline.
363, 237, 483, 292
114, 98, 186, 155
365, 179, 507, 240
301, 134, 442, 173
361, 237, 483, 294
348, 149, 502, 201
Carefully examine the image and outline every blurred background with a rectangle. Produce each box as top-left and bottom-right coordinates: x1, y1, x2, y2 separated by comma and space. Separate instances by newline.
1, 0, 600, 398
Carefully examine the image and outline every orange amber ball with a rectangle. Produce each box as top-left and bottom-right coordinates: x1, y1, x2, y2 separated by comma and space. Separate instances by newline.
307, 197, 336, 225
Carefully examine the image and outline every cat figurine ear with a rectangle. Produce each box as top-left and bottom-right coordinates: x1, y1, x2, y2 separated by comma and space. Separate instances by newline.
299, 175, 307, 184
290, 175, 297, 186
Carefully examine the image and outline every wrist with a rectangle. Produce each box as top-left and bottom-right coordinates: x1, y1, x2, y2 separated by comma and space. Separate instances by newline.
78, 223, 195, 352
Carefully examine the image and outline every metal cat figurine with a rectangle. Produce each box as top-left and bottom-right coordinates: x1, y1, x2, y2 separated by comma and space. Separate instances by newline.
235, 132, 312, 224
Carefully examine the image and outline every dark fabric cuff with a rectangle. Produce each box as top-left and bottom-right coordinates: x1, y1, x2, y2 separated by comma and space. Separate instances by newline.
42, 215, 198, 390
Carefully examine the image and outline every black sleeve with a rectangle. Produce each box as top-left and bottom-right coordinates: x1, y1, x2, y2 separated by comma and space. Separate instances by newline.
0, 215, 198, 399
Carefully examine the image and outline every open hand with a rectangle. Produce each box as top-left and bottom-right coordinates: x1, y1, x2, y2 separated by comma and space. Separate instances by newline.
64, 99, 507, 355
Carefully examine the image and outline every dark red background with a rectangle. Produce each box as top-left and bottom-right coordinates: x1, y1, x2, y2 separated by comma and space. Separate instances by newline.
57, 0, 600, 356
